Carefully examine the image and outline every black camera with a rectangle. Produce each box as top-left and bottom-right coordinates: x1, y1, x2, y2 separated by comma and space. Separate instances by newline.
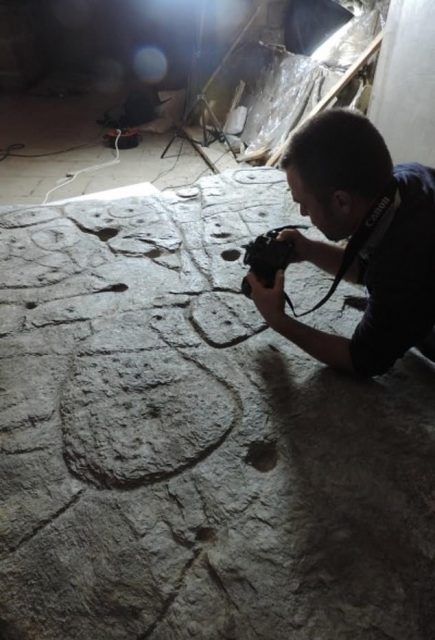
241, 228, 294, 298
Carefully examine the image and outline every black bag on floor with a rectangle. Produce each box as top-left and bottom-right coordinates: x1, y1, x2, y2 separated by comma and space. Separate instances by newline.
99, 87, 165, 128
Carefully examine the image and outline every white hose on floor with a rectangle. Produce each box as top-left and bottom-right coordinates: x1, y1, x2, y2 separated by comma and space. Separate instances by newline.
41, 130, 121, 205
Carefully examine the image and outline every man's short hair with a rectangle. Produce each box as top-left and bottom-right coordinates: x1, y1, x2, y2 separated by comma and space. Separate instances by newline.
281, 108, 393, 201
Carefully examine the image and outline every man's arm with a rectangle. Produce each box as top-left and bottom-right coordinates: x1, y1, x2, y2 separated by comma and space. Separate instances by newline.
247, 270, 355, 373
277, 230, 360, 283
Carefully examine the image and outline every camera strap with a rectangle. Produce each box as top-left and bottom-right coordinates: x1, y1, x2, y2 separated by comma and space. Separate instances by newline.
285, 179, 399, 317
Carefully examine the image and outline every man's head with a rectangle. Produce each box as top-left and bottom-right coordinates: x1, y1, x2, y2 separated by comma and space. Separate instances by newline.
281, 108, 393, 240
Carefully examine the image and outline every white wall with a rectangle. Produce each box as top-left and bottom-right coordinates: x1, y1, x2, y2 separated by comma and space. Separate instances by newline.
369, 0, 435, 166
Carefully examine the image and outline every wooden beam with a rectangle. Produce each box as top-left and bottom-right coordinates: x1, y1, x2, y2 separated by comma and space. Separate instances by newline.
237, 145, 269, 163
266, 30, 384, 167
181, 126, 219, 173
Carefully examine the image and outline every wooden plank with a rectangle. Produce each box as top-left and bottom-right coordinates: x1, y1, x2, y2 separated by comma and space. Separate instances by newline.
237, 146, 269, 163
199, 141, 240, 173
266, 30, 384, 167
181, 126, 219, 173
183, 125, 240, 173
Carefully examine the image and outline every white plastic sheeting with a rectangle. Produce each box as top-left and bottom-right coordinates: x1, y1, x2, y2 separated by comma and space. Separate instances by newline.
312, 9, 381, 68
239, 4, 384, 159
241, 53, 341, 158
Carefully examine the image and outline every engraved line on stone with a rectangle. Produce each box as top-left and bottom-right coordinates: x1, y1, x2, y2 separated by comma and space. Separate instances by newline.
0, 214, 61, 229
2, 445, 50, 456
4, 488, 86, 556
136, 549, 203, 640
205, 554, 241, 612
69, 218, 120, 242
187, 307, 267, 349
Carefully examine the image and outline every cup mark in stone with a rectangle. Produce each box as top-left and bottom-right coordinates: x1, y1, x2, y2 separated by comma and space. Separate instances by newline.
96, 283, 129, 293
96, 228, 119, 242
221, 249, 241, 262
245, 440, 278, 472
196, 527, 217, 543
212, 232, 232, 239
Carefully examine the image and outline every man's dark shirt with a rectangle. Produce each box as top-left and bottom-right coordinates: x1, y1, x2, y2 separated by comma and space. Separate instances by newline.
350, 162, 435, 376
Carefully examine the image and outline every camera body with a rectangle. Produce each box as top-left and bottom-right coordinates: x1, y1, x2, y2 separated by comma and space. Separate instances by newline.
241, 228, 294, 298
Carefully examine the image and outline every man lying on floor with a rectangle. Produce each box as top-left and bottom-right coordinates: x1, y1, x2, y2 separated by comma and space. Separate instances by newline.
246, 108, 435, 377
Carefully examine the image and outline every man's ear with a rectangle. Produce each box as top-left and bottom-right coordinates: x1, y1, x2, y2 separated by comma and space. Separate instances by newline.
332, 190, 352, 214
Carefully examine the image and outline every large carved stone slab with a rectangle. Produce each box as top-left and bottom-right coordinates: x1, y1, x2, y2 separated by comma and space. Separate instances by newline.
1, 168, 435, 640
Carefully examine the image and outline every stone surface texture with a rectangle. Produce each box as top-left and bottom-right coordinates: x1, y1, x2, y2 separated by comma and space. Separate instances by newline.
1, 167, 435, 640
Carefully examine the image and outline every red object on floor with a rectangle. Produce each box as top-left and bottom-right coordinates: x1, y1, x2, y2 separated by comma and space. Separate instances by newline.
105, 128, 141, 149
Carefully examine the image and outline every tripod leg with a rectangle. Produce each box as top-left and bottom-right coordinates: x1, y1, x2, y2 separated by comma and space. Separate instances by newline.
181, 126, 217, 173
161, 129, 182, 159
198, 96, 239, 160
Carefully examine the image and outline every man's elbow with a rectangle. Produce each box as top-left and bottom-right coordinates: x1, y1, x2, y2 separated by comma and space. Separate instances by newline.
351, 356, 396, 378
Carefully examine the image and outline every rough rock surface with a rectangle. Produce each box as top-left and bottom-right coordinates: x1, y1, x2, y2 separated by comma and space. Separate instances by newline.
1, 167, 435, 640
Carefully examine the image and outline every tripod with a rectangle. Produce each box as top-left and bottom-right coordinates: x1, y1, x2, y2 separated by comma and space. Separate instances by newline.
160, 0, 238, 162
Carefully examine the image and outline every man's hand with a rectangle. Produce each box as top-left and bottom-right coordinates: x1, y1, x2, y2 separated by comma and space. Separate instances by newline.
278, 230, 360, 283
276, 229, 312, 263
246, 269, 286, 328
245, 266, 355, 373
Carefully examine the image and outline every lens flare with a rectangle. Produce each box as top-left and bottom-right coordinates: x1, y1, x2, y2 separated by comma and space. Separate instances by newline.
133, 47, 168, 84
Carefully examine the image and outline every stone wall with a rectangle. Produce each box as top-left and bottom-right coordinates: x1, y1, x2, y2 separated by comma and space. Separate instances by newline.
0, 0, 43, 90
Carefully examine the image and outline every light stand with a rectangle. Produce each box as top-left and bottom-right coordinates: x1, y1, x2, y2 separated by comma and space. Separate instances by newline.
160, 0, 238, 162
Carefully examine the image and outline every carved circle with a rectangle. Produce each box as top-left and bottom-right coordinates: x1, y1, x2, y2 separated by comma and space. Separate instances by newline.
61, 350, 236, 488
31, 224, 80, 250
